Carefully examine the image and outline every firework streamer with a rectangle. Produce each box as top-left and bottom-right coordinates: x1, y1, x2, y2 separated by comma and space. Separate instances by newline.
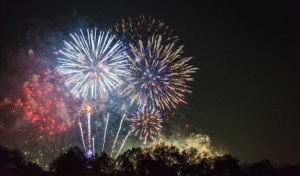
118, 147, 132, 169
88, 111, 91, 149
79, 122, 86, 150
111, 114, 126, 157
102, 113, 109, 153
79, 101, 96, 150
92, 137, 95, 156
116, 131, 131, 159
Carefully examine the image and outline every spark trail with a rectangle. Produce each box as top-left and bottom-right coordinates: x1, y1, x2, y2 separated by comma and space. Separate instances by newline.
79, 122, 86, 150
88, 111, 91, 148
116, 131, 131, 159
111, 114, 125, 157
102, 113, 109, 153
92, 137, 95, 156
118, 147, 132, 169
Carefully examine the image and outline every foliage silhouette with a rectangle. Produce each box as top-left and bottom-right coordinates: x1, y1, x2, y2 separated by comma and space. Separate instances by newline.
90, 152, 113, 175
277, 163, 300, 176
245, 159, 276, 176
1, 144, 300, 175
0, 145, 43, 176
49, 146, 88, 176
211, 155, 242, 176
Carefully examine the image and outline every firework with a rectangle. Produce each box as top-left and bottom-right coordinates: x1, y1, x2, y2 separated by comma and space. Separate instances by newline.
145, 133, 226, 160
80, 100, 97, 114
11, 49, 81, 168
102, 113, 109, 152
117, 147, 132, 167
79, 122, 86, 150
111, 114, 126, 157
92, 137, 95, 155
115, 131, 131, 159
87, 112, 91, 148
123, 35, 197, 110
20, 71, 77, 135
129, 106, 162, 142
58, 29, 128, 99
79, 100, 96, 149
111, 14, 178, 45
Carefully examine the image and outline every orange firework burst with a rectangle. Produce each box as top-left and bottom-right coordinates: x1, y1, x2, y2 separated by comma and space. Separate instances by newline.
111, 14, 179, 44
80, 100, 97, 115
129, 106, 162, 142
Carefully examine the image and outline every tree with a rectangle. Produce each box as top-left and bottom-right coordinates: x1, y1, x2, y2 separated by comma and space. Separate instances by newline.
0, 145, 26, 175
246, 159, 276, 176
277, 163, 300, 176
49, 146, 88, 176
25, 162, 44, 176
211, 154, 242, 176
135, 152, 176, 176
115, 149, 135, 175
91, 152, 113, 175
0, 145, 44, 176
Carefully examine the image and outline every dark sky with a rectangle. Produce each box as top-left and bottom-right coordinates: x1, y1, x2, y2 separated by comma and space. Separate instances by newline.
1, 0, 300, 166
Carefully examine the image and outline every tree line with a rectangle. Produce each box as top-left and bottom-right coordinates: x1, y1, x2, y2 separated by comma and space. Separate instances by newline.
0, 144, 299, 176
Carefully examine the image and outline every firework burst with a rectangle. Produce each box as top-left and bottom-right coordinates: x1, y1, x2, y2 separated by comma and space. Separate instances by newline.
123, 35, 197, 110
79, 100, 97, 114
58, 29, 128, 99
20, 70, 77, 135
129, 106, 162, 142
111, 15, 178, 45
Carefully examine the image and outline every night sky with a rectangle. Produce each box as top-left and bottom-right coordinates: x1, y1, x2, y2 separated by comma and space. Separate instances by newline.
0, 0, 299, 166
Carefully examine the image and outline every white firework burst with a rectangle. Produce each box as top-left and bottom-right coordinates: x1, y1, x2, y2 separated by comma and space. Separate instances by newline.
58, 29, 128, 99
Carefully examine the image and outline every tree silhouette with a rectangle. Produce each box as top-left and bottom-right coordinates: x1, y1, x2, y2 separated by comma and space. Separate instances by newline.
211, 154, 242, 176
1, 144, 300, 175
49, 146, 87, 176
242, 159, 276, 176
91, 152, 113, 175
0, 145, 43, 176
135, 152, 176, 176
25, 162, 44, 176
115, 149, 135, 175
277, 163, 300, 176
